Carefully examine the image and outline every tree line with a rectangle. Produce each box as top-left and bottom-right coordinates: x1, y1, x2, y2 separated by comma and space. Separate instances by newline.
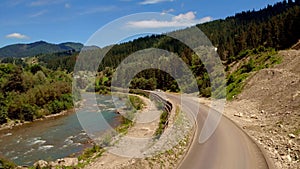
85, 0, 300, 96
199, 0, 300, 62
0, 63, 75, 124
2, 0, 297, 103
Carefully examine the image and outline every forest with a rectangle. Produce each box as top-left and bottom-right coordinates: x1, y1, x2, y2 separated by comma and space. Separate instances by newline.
199, 0, 300, 61
0, 0, 299, 124
80, 2, 299, 85
87, 0, 300, 96
0, 63, 75, 124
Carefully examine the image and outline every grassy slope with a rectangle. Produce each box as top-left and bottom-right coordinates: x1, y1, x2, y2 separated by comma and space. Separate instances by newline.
226, 47, 281, 100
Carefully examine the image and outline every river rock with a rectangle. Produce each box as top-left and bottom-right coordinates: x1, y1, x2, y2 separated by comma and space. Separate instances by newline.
34, 160, 48, 168
61, 157, 78, 166
48, 161, 57, 167
51, 158, 78, 167
282, 155, 292, 162
250, 114, 258, 119
288, 134, 296, 138
234, 113, 243, 117
16, 166, 29, 169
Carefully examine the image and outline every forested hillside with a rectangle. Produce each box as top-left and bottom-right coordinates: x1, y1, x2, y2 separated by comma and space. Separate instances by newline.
90, 0, 300, 70
85, 0, 300, 96
2, 0, 298, 70
1, 0, 298, 104
199, 0, 300, 62
0, 41, 83, 58
0, 63, 75, 125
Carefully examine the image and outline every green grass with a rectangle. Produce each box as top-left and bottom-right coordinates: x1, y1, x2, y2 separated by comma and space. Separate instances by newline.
76, 145, 105, 168
0, 157, 17, 169
128, 95, 144, 110
150, 96, 171, 138
116, 112, 135, 134
293, 128, 300, 136
129, 89, 150, 98
226, 73, 249, 100
78, 145, 104, 161
154, 111, 169, 138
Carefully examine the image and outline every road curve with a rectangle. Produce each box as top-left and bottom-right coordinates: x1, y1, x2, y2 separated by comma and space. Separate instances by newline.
156, 92, 273, 169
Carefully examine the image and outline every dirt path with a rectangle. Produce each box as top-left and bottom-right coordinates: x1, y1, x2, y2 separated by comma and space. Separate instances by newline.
84, 93, 193, 169
84, 95, 162, 169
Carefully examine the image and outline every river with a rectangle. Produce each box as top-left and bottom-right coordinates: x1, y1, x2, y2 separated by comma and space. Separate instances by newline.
0, 93, 122, 166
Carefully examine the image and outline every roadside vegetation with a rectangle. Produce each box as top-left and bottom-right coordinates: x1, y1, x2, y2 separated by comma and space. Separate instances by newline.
128, 95, 144, 110
154, 110, 169, 138
150, 95, 171, 138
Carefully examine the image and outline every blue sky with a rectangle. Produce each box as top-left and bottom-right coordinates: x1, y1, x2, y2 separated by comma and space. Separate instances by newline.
0, 0, 283, 48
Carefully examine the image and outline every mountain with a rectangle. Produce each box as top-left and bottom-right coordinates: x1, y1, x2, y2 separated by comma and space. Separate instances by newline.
59, 42, 84, 52
0, 41, 83, 58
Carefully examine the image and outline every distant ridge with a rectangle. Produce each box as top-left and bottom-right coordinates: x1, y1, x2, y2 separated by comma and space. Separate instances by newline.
0, 41, 84, 58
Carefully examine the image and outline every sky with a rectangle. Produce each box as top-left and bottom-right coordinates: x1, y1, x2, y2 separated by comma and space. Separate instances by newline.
0, 0, 283, 48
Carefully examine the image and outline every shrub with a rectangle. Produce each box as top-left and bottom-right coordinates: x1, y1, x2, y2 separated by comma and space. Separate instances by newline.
78, 145, 104, 161
0, 157, 17, 169
129, 95, 144, 110
0, 112, 7, 124
21, 104, 36, 121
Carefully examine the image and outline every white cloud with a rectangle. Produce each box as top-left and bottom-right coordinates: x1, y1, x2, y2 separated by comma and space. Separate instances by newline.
126, 12, 213, 29
140, 0, 173, 5
30, 0, 65, 7
65, 3, 70, 8
30, 0, 51, 6
161, 9, 175, 15
79, 6, 117, 15
5, 33, 29, 39
199, 16, 213, 23
29, 10, 47, 18
173, 11, 196, 20
6, 0, 25, 7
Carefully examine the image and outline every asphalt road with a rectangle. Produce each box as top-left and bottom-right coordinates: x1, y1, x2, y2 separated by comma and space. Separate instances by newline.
157, 92, 273, 169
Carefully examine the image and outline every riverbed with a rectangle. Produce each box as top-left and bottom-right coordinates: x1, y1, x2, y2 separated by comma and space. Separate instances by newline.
0, 93, 122, 166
